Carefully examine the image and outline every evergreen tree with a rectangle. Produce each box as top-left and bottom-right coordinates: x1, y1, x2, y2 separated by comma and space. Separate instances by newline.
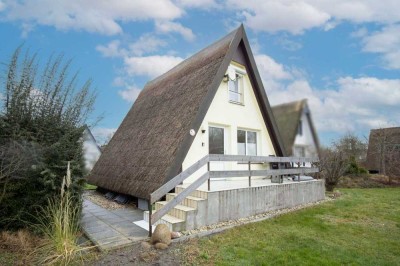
0, 46, 96, 229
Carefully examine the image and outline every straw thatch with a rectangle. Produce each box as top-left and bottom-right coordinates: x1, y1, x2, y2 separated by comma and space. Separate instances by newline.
88, 25, 285, 199
366, 127, 400, 173
272, 99, 319, 156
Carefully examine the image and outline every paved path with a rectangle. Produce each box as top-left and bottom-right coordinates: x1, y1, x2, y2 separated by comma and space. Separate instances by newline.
81, 199, 148, 251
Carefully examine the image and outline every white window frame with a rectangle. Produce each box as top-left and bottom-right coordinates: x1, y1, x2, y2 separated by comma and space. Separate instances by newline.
237, 129, 258, 156
227, 65, 246, 105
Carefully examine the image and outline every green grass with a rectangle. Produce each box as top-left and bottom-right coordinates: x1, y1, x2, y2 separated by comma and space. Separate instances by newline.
84, 183, 97, 190
187, 188, 400, 266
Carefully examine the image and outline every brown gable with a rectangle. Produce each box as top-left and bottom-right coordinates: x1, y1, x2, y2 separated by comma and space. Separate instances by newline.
272, 99, 320, 156
366, 127, 400, 173
88, 25, 285, 199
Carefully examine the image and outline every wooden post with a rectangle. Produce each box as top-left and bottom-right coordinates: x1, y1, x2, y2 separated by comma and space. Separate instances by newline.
297, 162, 301, 182
148, 201, 152, 237
207, 161, 210, 191
248, 161, 251, 187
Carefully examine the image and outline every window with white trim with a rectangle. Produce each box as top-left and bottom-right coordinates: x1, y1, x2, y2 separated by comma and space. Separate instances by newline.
228, 73, 243, 104
237, 130, 257, 155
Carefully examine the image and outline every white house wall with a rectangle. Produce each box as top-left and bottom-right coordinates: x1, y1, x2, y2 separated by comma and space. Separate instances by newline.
182, 61, 277, 184
293, 111, 318, 158
83, 129, 102, 173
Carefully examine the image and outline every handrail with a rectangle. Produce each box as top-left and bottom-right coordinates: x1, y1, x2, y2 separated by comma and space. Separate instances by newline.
148, 154, 319, 233
150, 155, 209, 204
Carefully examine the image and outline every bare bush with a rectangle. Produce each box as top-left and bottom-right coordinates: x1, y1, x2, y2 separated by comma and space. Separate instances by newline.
319, 147, 349, 191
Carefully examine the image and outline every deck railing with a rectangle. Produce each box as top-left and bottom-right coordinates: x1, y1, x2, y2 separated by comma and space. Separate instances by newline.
148, 154, 319, 235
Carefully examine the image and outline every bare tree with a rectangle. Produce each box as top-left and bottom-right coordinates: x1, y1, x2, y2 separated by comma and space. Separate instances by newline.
334, 132, 367, 162
319, 147, 349, 191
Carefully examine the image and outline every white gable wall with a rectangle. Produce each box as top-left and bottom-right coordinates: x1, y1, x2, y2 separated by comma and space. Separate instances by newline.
83, 129, 102, 173
293, 110, 318, 158
182, 61, 277, 184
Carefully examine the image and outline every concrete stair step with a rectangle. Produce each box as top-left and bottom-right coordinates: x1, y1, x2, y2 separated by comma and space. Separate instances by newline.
175, 185, 208, 199
155, 201, 196, 221
143, 211, 185, 232
166, 193, 206, 209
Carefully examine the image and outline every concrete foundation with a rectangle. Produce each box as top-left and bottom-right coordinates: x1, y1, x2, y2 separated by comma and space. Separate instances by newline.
171, 179, 325, 229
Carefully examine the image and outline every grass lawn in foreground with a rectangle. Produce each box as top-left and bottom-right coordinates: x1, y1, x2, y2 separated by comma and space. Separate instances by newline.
185, 188, 400, 265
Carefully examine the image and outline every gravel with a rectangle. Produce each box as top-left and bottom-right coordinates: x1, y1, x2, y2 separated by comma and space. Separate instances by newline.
83, 190, 137, 210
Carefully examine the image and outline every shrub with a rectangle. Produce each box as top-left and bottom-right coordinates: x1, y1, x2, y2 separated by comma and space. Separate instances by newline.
346, 156, 368, 175
0, 46, 96, 229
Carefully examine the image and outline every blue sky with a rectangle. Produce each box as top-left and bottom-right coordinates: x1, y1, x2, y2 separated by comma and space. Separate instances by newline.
0, 0, 399, 146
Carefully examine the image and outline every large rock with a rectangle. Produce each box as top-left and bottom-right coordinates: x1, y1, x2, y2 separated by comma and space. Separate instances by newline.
154, 243, 169, 250
151, 224, 171, 245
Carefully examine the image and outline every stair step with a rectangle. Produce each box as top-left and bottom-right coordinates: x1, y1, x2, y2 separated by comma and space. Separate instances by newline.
175, 186, 208, 199
143, 211, 185, 232
166, 193, 206, 208
155, 201, 196, 220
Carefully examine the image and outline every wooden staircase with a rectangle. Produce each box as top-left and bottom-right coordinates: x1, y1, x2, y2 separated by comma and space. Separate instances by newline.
143, 185, 208, 232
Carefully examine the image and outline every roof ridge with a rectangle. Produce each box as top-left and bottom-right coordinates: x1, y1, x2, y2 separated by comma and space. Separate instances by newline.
145, 26, 241, 88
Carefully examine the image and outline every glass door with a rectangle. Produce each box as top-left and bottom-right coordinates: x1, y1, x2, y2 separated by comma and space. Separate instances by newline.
209, 126, 225, 154
209, 126, 225, 171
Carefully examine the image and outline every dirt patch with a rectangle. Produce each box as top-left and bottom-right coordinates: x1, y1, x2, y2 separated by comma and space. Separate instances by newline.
88, 241, 184, 265
0, 230, 44, 265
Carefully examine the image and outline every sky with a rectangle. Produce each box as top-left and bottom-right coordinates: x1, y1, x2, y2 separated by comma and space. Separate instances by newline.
0, 0, 399, 146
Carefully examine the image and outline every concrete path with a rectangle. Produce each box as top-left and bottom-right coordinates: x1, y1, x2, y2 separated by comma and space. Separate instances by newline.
81, 199, 148, 251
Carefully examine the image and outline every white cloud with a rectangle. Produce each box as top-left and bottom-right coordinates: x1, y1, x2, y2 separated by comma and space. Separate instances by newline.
175, 0, 219, 9
227, 0, 330, 34
267, 76, 400, 136
118, 85, 142, 103
91, 127, 116, 145
129, 34, 167, 56
0, 1, 5, 11
360, 24, 400, 69
2, 0, 183, 35
226, 0, 400, 34
255, 54, 292, 80
155, 20, 195, 41
124, 55, 183, 78
96, 40, 127, 58
274, 36, 303, 51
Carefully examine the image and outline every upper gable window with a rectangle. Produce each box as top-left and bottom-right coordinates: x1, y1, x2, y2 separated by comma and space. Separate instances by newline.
297, 120, 303, 136
226, 65, 246, 105
228, 74, 243, 104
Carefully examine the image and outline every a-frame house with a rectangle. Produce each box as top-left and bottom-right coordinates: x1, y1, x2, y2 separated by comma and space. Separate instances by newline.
272, 99, 320, 158
88, 26, 324, 231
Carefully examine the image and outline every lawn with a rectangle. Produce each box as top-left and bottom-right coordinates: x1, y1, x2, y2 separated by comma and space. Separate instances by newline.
185, 188, 400, 265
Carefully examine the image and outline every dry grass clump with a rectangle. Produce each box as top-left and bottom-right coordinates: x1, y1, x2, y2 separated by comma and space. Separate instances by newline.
31, 162, 94, 265
0, 229, 42, 254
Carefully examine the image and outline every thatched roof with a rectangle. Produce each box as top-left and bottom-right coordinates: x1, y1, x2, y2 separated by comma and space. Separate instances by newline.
272, 99, 319, 156
88, 25, 285, 199
366, 127, 400, 172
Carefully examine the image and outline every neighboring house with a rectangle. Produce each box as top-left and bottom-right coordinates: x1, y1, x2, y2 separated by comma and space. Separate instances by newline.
272, 99, 320, 158
89, 25, 285, 201
366, 127, 400, 175
82, 126, 102, 173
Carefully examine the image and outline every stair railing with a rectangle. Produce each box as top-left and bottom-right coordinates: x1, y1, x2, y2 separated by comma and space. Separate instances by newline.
148, 154, 319, 235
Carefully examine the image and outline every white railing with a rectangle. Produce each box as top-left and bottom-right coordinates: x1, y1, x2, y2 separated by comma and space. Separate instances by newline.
147, 154, 319, 235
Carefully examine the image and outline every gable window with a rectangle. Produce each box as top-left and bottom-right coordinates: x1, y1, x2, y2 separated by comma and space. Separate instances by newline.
297, 120, 303, 136
237, 130, 257, 155
228, 73, 243, 104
